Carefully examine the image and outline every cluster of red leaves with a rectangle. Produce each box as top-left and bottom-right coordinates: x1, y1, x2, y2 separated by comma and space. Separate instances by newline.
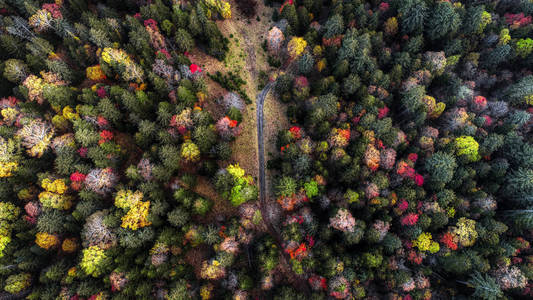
99, 130, 113, 145
407, 249, 423, 265
289, 126, 302, 139
218, 225, 227, 239
397, 199, 409, 211
338, 129, 350, 141
440, 232, 458, 251
77, 147, 88, 158
379, 2, 390, 12
157, 49, 171, 60
189, 64, 202, 74
378, 106, 389, 119
483, 115, 493, 126
143, 19, 158, 30
280, 144, 290, 153
286, 242, 308, 260
294, 76, 309, 88
504, 13, 532, 27
70, 171, 86, 191
400, 213, 419, 226
70, 172, 86, 182
308, 275, 328, 291
97, 86, 107, 98
43, 3, 62, 19
226, 116, 238, 128
277, 191, 308, 211
322, 35, 343, 47
397, 160, 424, 186
279, 0, 294, 13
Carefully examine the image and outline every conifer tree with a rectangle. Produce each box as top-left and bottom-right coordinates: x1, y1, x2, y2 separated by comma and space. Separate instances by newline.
467, 272, 503, 300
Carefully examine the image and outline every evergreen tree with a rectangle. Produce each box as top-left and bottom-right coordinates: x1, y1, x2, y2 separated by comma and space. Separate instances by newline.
504, 75, 533, 106
504, 168, 533, 201
467, 272, 503, 300
323, 14, 344, 39
425, 1, 461, 40
425, 152, 457, 189
3, 59, 28, 83
398, 0, 428, 34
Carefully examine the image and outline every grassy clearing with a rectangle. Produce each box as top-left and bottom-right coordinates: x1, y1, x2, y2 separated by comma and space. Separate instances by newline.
263, 92, 289, 201
184, 2, 276, 214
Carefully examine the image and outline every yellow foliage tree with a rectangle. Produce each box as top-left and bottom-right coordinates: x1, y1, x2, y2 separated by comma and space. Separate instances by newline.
288, 37, 307, 59
121, 200, 152, 230
181, 141, 201, 163
115, 190, 143, 210
0, 137, 18, 178
35, 232, 59, 250
220, 1, 231, 19
39, 178, 73, 210
203, 0, 231, 19
86, 65, 106, 81
316, 58, 326, 72
384, 17, 398, 36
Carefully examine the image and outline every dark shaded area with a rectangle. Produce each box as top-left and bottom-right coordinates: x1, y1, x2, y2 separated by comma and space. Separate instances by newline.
236, 0, 257, 17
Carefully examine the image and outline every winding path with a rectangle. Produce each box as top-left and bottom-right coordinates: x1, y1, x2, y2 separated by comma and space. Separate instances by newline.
256, 83, 311, 294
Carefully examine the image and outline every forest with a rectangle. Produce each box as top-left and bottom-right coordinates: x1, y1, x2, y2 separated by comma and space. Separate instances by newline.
0, 0, 532, 299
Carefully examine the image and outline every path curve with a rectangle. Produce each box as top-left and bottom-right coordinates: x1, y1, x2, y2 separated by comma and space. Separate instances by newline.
256, 83, 311, 295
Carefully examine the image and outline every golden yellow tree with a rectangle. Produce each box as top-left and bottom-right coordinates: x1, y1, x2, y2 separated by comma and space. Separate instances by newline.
384, 17, 398, 36
288, 37, 307, 59
203, 0, 231, 19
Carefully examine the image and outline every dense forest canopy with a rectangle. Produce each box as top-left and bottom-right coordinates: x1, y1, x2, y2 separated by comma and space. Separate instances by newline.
0, 0, 532, 299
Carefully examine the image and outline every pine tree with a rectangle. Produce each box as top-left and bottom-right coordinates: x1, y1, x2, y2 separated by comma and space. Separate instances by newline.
275, 176, 297, 198
398, 0, 428, 34
502, 210, 533, 232
481, 44, 511, 69
467, 272, 503, 300
193, 125, 216, 153
343, 73, 360, 96
425, 1, 461, 40
461, 5, 485, 35
323, 14, 344, 39
3, 59, 28, 83
504, 75, 533, 106
425, 152, 457, 191
297, 6, 310, 32
281, 4, 299, 34
401, 85, 425, 113
504, 168, 533, 201
297, 53, 314, 75
175, 28, 195, 52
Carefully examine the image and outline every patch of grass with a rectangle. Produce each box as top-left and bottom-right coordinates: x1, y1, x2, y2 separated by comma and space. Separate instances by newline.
207, 71, 252, 104
268, 55, 281, 68
258, 70, 268, 90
